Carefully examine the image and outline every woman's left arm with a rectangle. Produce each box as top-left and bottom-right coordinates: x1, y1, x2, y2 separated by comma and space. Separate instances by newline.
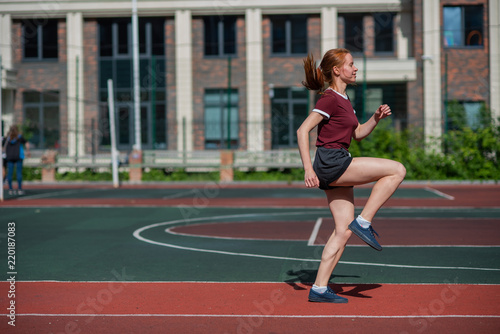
352, 104, 391, 141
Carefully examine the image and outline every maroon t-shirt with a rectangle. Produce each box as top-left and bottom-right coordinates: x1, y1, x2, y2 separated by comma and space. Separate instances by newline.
313, 89, 359, 151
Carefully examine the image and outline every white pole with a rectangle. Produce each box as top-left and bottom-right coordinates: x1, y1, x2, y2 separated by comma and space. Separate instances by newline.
132, 0, 141, 151
107, 79, 119, 188
0, 54, 3, 202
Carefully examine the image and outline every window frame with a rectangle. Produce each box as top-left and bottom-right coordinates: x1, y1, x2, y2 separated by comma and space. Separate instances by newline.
270, 15, 308, 56
346, 83, 407, 127
203, 16, 237, 57
443, 5, 484, 49
99, 18, 165, 58
204, 88, 239, 149
445, 100, 487, 131
343, 14, 365, 54
98, 18, 167, 150
271, 87, 308, 148
373, 12, 395, 55
23, 90, 60, 149
22, 19, 59, 61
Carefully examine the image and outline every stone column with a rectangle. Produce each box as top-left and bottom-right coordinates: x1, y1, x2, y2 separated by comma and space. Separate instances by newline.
219, 150, 234, 182
0, 14, 13, 69
41, 150, 57, 183
128, 150, 142, 183
422, 0, 442, 152
175, 10, 193, 152
321, 7, 338, 56
245, 8, 264, 152
396, 11, 412, 60
490, 0, 500, 124
66, 12, 85, 157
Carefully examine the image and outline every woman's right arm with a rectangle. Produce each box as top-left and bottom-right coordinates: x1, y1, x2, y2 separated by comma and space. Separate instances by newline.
297, 112, 324, 188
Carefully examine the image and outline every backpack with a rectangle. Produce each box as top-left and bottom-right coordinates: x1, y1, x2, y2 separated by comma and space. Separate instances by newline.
5, 138, 21, 161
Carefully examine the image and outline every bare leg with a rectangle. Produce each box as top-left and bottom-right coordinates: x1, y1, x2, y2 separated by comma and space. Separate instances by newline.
330, 157, 406, 221
313, 187, 354, 287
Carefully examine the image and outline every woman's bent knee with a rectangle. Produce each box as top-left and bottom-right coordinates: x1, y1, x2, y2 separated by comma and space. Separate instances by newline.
396, 162, 406, 181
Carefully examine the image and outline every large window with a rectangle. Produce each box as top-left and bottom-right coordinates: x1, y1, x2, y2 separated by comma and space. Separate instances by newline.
344, 15, 364, 53
98, 18, 166, 149
346, 84, 407, 128
271, 15, 307, 55
204, 89, 239, 149
374, 13, 394, 53
443, 5, 483, 47
446, 101, 488, 131
204, 16, 237, 56
22, 19, 58, 60
271, 87, 308, 148
99, 18, 165, 57
23, 91, 60, 149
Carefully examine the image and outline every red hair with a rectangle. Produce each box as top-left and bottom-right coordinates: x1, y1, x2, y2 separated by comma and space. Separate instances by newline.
302, 48, 351, 93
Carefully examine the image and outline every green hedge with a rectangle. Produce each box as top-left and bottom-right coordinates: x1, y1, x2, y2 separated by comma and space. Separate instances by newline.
55, 169, 129, 181
348, 120, 499, 181
142, 169, 219, 182
2, 166, 42, 181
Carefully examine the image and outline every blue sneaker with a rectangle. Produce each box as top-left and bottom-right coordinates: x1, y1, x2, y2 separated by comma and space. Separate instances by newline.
348, 219, 382, 251
308, 286, 348, 303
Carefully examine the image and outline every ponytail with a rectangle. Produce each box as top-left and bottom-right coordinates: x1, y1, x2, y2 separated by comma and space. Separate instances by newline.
302, 53, 325, 93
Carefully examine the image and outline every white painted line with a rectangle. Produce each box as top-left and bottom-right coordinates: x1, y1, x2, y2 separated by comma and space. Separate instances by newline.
166, 221, 306, 241
162, 189, 197, 199
133, 213, 500, 272
346, 245, 500, 248
18, 188, 97, 200
337, 260, 500, 271
8, 281, 500, 286
6, 314, 500, 319
307, 217, 323, 246
425, 187, 455, 200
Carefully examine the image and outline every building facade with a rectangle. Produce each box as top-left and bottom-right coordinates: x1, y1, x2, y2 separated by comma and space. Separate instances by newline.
0, 0, 498, 156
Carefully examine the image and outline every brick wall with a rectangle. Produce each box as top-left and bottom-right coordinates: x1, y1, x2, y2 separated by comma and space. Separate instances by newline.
363, 15, 375, 57
191, 16, 247, 150
83, 19, 99, 155
12, 19, 68, 152
262, 15, 321, 151
441, 0, 489, 104
408, 0, 424, 130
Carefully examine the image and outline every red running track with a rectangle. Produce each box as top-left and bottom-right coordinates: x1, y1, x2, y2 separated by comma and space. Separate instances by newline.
1, 184, 499, 208
1, 282, 499, 333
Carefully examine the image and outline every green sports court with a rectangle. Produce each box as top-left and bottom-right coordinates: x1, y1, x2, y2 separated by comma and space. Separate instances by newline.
1, 183, 499, 333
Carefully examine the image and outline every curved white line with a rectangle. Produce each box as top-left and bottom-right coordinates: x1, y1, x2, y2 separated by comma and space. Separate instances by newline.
166, 226, 305, 242
133, 213, 500, 272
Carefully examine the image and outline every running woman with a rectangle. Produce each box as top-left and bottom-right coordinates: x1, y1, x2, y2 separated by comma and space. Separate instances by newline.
297, 48, 406, 303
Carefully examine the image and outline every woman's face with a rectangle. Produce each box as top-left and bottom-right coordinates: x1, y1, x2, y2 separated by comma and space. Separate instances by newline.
337, 53, 358, 84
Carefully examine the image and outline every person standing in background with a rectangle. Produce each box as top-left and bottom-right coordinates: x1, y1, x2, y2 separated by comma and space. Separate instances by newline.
2, 125, 30, 195
2, 135, 7, 184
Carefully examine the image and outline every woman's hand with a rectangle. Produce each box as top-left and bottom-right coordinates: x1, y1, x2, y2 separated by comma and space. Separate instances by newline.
304, 169, 319, 188
374, 104, 392, 122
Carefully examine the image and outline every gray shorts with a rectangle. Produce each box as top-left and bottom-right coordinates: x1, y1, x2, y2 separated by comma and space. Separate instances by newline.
313, 146, 353, 190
